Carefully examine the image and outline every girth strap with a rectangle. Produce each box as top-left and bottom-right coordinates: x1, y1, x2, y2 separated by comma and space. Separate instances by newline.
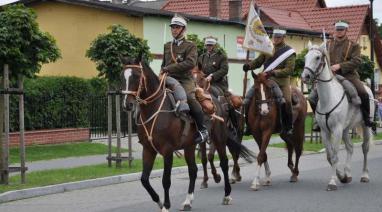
316, 92, 346, 134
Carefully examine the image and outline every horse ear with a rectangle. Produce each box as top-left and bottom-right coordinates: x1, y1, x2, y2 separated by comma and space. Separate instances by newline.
319, 41, 326, 52
134, 50, 145, 64
251, 70, 258, 79
307, 40, 313, 49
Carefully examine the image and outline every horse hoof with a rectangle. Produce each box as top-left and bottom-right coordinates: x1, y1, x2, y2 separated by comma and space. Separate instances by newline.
290, 175, 298, 183
261, 179, 272, 186
161, 207, 169, 212
182, 204, 192, 211
339, 176, 352, 184
229, 178, 236, 184
222, 196, 232, 205
200, 182, 208, 189
326, 184, 337, 191
214, 174, 221, 183
250, 184, 259, 191
360, 177, 370, 183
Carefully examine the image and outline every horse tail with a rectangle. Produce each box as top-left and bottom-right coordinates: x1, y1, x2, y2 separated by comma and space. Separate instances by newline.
226, 135, 256, 163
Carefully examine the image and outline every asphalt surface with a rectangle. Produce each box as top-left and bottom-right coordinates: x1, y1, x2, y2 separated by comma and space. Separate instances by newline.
1, 142, 382, 212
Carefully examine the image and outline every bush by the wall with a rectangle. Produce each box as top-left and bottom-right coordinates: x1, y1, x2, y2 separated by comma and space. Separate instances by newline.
9, 76, 107, 131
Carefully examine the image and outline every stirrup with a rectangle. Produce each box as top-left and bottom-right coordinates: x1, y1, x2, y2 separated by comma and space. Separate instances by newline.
194, 130, 209, 144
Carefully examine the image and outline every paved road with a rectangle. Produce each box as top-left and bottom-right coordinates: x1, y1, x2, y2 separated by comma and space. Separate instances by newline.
2, 142, 382, 212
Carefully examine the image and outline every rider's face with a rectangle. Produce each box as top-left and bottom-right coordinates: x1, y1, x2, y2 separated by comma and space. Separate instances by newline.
206, 44, 215, 53
171, 25, 184, 38
272, 36, 284, 45
334, 28, 347, 39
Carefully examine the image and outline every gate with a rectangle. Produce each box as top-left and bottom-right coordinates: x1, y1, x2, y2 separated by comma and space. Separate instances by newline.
88, 95, 136, 139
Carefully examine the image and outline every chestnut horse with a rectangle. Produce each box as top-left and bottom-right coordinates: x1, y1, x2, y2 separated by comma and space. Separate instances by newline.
193, 69, 247, 188
247, 72, 307, 191
121, 56, 254, 211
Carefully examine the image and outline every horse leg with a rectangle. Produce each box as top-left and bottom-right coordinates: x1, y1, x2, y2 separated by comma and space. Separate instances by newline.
215, 140, 232, 205
199, 142, 209, 189
322, 129, 341, 191
282, 134, 296, 182
337, 128, 353, 184
182, 146, 198, 211
262, 161, 272, 186
292, 131, 304, 183
251, 132, 271, 191
361, 127, 371, 183
161, 153, 173, 211
230, 151, 241, 184
140, 148, 162, 209
208, 143, 221, 183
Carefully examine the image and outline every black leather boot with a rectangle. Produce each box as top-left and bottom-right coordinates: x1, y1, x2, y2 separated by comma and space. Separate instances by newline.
308, 99, 320, 132
360, 94, 375, 128
189, 100, 209, 144
280, 103, 293, 135
243, 99, 252, 136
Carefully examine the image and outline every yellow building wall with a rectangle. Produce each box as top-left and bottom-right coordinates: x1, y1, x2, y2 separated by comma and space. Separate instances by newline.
358, 34, 381, 72
31, 2, 143, 78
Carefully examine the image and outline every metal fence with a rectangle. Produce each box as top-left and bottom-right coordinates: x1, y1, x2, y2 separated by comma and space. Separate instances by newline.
88, 95, 137, 140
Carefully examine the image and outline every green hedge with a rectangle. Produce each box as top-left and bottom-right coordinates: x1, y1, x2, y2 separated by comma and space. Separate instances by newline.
9, 76, 108, 131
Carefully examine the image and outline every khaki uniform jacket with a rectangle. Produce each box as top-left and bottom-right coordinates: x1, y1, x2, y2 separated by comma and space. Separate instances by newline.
197, 50, 229, 92
328, 36, 362, 80
249, 43, 296, 87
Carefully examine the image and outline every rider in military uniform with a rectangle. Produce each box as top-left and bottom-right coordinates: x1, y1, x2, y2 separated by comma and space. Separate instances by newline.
309, 20, 374, 131
161, 14, 209, 144
197, 36, 229, 97
242, 28, 296, 135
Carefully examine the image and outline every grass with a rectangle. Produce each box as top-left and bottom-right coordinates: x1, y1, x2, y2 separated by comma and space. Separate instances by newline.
10, 142, 128, 164
270, 132, 382, 152
1, 156, 206, 193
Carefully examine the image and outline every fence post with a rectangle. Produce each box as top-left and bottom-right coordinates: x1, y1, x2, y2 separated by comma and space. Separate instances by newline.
115, 94, 122, 168
0, 65, 4, 184
18, 75, 26, 183
1, 64, 10, 184
128, 110, 133, 168
107, 86, 112, 167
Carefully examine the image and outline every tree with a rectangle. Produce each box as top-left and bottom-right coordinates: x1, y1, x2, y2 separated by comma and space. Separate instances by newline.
0, 4, 61, 78
86, 25, 152, 88
293, 48, 308, 78
359, 55, 374, 81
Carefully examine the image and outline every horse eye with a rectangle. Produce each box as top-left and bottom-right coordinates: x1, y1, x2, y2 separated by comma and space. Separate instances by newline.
315, 56, 320, 60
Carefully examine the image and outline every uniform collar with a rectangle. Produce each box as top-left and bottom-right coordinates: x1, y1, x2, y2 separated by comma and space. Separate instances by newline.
173, 37, 185, 46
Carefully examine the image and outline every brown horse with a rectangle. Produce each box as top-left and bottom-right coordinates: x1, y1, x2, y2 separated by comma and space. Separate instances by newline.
192, 69, 247, 188
121, 55, 254, 211
247, 72, 307, 191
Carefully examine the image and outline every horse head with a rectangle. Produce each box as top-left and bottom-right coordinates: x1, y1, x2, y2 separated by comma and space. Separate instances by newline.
301, 41, 328, 84
121, 53, 159, 111
251, 72, 273, 116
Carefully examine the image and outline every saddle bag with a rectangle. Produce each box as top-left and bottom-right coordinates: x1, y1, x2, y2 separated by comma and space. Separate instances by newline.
195, 87, 215, 115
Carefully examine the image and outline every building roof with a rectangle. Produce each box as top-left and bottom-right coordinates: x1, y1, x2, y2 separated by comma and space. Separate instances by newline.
127, 0, 167, 10
260, 7, 311, 30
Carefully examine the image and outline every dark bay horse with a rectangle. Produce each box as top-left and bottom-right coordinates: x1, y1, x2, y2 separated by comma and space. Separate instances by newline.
193, 69, 248, 189
247, 72, 307, 191
121, 56, 254, 211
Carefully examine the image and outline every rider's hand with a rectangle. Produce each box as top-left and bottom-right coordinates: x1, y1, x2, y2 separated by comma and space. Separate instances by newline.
206, 74, 213, 82
243, 63, 251, 72
331, 64, 341, 73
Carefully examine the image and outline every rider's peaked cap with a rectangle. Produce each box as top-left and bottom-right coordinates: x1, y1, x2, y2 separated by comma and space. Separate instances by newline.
273, 28, 286, 37
204, 36, 218, 45
170, 14, 187, 27
334, 20, 349, 30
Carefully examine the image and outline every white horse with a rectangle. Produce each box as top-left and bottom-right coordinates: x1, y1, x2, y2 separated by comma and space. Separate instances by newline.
301, 41, 374, 191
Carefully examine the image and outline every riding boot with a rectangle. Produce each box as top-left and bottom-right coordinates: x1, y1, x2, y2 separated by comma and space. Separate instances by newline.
243, 98, 252, 136
360, 94, 375, 128
189, 99, 209, 144
308, 96, 320, 132
280, 103, 293, 135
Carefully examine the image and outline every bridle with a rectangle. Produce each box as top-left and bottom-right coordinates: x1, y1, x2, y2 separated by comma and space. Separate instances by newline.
122, 63, 169, 154
303, 48, 333, 83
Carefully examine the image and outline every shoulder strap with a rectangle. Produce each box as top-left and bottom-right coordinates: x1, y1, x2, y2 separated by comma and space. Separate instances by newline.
344, 40, 352, 61
170, 43, 178, 64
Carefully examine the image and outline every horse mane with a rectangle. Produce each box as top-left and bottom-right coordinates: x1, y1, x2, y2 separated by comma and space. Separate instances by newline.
141, 60, 160, 93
